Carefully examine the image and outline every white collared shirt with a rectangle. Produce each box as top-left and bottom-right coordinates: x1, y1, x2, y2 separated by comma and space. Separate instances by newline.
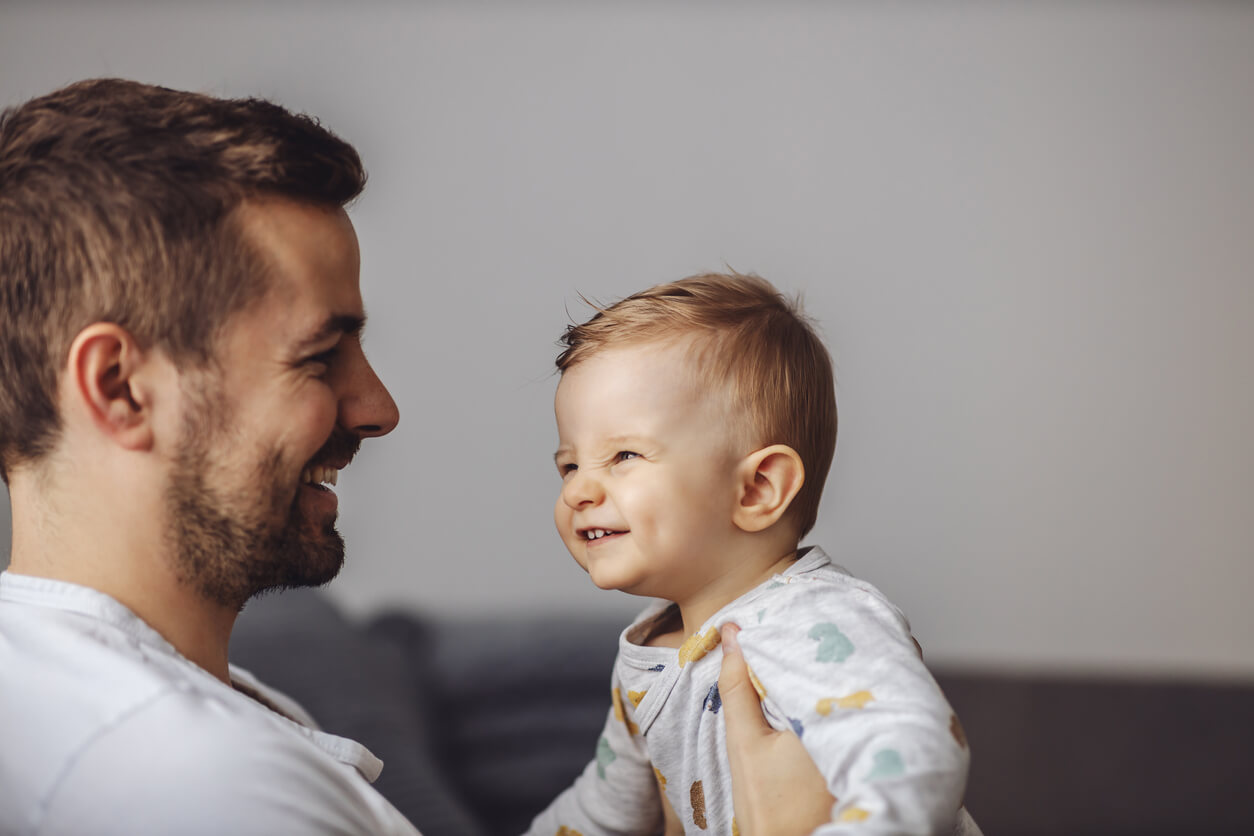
0, 572, 421, 836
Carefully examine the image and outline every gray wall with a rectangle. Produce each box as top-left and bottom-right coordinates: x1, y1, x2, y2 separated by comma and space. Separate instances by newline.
2, 1, 1252, 679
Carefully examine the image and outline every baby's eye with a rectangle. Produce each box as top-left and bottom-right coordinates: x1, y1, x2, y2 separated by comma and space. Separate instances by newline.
614, 451, 640, 463
558, 462, 578, 478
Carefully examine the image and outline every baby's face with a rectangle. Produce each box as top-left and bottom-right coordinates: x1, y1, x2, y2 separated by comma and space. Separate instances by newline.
553, 339, 746, 601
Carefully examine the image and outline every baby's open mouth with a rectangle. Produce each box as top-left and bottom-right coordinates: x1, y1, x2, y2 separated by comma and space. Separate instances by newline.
582, 528, 626, 541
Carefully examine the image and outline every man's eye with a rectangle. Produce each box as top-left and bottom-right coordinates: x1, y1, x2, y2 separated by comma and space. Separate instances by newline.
306, 349, 338, 374
614, 451, 639, 463
559, 463, 578, 478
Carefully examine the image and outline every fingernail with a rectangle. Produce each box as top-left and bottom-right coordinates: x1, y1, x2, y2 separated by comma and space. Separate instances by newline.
720, 622, 742, 652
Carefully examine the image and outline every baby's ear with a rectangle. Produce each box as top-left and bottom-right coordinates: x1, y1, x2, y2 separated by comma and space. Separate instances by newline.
732, 445, 805, 533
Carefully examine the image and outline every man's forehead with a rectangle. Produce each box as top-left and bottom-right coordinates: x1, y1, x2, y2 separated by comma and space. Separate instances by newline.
242, 197, 362, 296
235, 196, 355, 242
237, 197, 358, 279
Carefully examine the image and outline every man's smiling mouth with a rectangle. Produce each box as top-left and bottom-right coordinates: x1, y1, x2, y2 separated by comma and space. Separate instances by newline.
300, 465, 339, 489
299, 430, 360, 492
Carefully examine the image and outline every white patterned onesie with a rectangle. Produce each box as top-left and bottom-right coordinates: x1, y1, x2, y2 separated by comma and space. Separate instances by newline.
526, 547, 970, 835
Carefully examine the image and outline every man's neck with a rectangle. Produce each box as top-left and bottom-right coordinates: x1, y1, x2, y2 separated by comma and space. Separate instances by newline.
7, 478, 238, 684
8, 553, 239, 683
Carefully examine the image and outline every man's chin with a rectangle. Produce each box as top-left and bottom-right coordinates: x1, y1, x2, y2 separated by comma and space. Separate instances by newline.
281, 522, 345, 585
241, 518, 345, 602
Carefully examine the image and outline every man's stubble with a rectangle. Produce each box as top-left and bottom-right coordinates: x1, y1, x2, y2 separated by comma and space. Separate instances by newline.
163, 379, 347, 611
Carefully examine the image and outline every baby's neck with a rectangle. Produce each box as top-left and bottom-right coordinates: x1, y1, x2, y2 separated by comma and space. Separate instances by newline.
648, 548, 800, 649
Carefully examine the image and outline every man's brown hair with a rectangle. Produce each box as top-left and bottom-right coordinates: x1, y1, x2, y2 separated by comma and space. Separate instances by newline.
556, 272, 838, 538
0, 78, 366, 479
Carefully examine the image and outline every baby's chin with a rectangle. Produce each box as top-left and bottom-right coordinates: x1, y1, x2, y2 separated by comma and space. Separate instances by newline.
587, 568, 658, 598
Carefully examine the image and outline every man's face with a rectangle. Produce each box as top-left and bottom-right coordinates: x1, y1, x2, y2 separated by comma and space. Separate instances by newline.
552, 340, 746, 602
164, 199, 399, 608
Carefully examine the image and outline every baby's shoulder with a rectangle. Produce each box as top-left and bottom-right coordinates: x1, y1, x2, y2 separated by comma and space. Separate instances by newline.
733, 559, 902, 619
723, 561, 915, 660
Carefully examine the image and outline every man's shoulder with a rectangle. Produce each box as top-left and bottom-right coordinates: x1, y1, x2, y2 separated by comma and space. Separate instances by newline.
33, 691, 410, 835
29, 693, 393, 835
0, 600, 403, 835
0, 595, 185, 768
0, 597, 322, 830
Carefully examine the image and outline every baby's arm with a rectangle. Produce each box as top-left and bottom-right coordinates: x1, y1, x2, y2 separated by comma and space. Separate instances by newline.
735, 580, 969, 835
523, 670, 663, 836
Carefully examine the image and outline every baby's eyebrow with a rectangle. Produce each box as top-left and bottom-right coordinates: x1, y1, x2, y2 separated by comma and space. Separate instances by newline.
553, 436, 652, 464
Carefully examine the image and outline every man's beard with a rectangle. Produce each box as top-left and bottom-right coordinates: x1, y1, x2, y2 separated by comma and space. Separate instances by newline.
164, 393, 355, 611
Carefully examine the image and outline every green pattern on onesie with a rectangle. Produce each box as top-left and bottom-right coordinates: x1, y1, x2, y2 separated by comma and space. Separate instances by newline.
596, 736, 616, 779
808, 622, 855, 663
866, 749, 905, 781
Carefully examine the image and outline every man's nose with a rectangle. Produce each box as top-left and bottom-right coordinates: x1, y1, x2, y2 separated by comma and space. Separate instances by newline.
338, 351, 400, 438
561, 468, 604, 510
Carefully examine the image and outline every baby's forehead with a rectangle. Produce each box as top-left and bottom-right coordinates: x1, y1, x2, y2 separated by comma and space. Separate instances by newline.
573, 337, 750, 419
568, 338, 728, 404
577, 332, 721, 375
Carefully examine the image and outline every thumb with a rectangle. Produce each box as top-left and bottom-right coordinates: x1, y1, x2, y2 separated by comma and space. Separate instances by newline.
718, 622, 772, 746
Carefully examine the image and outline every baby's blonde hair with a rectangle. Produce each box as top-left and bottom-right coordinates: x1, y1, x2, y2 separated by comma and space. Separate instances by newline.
557, 272, 837, 537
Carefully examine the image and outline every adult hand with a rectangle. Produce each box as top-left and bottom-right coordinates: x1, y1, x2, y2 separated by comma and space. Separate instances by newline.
719, 622, 834, 836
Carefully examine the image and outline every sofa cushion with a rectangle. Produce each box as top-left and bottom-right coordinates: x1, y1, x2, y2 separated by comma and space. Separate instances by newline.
370, 613, 624, 836
231, 588, 486, 836
937, 670, 1254, 836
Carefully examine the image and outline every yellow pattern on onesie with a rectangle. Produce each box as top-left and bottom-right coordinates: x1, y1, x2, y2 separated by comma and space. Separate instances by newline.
610, 687, 639, 735
678, 627, 721, 668
816, 690, 875, 714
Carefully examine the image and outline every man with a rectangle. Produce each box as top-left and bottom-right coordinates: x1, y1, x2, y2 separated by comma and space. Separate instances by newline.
0, 78, 871, 836
0, 78, 412, 834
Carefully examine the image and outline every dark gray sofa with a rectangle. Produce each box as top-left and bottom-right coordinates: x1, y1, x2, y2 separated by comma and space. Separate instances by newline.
231, 588, 1254, 836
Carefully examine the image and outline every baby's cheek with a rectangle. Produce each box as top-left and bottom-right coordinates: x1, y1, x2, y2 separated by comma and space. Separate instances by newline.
553, 498, 567, 536
554, 503, 586, 566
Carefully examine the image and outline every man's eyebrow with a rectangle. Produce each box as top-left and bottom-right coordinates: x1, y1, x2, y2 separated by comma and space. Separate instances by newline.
296, 314, 366, 351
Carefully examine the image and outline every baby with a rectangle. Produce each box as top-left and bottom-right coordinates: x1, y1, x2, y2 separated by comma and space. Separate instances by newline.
529, 273, 970, 835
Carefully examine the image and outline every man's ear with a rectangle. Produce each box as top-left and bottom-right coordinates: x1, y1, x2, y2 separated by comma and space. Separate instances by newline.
732, 444, 805, 533
67, 323, 157, 452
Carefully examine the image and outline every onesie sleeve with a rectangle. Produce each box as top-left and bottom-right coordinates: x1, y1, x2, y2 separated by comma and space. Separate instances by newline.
733, 578, 969, 835
523, 662, 663, 836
